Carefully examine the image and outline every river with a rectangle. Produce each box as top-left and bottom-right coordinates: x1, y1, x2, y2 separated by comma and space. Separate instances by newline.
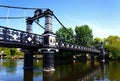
0, 59, 120, 81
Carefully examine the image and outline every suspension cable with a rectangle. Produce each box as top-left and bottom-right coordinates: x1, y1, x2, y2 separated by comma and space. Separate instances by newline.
53, 13, 73, 36
34, 20, 45, 29
6, 8, 10, 27
0, 4, 47, 10
0, 17, 27, 19
0, 5, 72, 35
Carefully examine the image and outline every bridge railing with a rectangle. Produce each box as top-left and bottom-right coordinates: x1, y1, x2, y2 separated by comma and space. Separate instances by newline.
55, 41, 101, 54
0, 26, 43, 48
0, 26, 101, 53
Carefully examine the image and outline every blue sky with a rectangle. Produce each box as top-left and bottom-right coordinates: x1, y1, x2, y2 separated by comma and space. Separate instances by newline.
0, 0, 120, 38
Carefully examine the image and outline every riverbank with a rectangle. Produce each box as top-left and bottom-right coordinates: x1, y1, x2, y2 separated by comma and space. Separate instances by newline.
0, 55, 43, 59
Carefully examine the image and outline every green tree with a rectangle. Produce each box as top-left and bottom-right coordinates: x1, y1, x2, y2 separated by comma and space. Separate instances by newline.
75, 25, 93, 46
55, 27, 74, 59
0, 47, 23, 58
10, 48, 17, 57
92, 37, 102, 49
1, 47, 11, 58
56, 27, 74, 43
104, 35, 120, 59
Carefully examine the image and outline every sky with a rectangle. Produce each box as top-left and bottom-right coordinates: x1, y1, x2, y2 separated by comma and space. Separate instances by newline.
0, 0, 120, 39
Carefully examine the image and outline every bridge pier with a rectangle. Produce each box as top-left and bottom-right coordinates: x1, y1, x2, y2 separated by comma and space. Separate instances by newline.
105, 51, 109, 61
90, 54, 94, 61
100, 42, 105, 62
23, 50, 34, 70
42, 49, 55, 71
101, 50, 105, 62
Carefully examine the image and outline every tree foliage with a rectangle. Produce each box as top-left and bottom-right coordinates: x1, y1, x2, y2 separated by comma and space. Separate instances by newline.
10, 48, 17, 57
55, 25, 120, 60
92, 37, 102, 49
55, 25, 94, 59
56, 27, 74, 43
0, 47, 23, 58
104, 35, 120, 59
75, 25, 93, 46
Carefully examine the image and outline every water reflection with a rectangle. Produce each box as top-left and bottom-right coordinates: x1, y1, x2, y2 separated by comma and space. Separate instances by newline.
24, 69, 55, 81
54, 60, 100, 81
0, 59, 23, 81
43, 72, 54, 81
1, 59, 120, 81
3, 59, 17, 74
0, 59, 103, 81
24, 69, 33, 81
24, 61, 99, 81
94, 62, 110, 81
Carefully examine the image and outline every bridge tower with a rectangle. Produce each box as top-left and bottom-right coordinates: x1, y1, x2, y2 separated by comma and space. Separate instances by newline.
26, 17, 33, 33
23, 17, 34, 69
39, 9, 58, 71
100, 42, 105, 62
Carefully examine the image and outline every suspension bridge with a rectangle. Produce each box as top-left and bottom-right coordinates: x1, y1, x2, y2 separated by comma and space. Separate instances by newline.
0, 5, 107, 71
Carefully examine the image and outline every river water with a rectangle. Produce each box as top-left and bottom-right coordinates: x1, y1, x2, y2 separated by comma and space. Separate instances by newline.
0, 59, 120, 81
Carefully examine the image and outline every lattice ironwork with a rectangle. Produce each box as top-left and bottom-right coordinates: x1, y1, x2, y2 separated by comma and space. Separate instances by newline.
0, 26, 43, 48
56, 41, 101, 54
